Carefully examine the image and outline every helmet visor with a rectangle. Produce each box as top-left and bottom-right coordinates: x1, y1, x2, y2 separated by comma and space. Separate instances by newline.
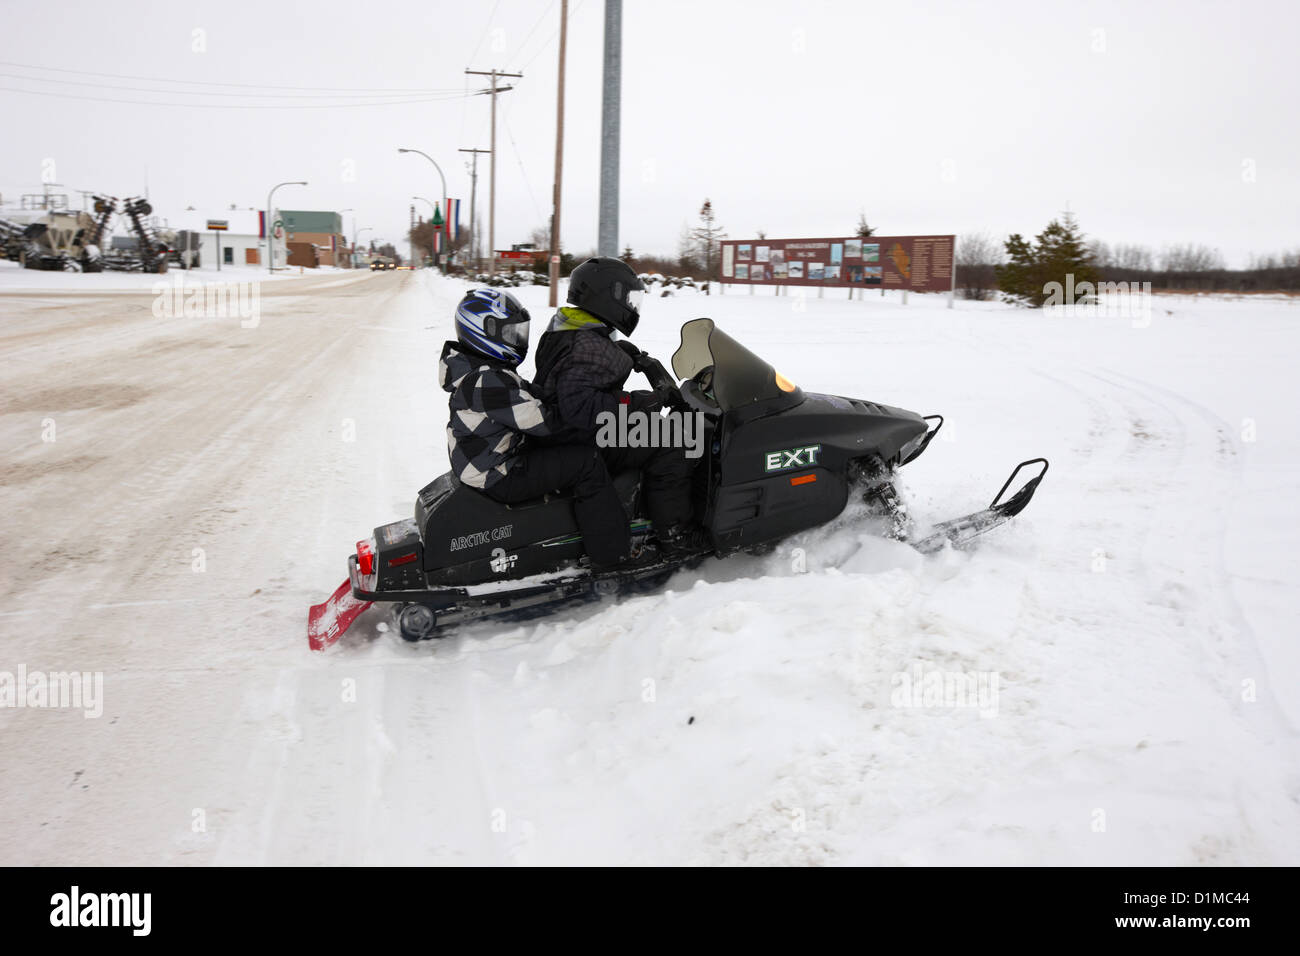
502, 316, 529, 358
626, 288, 645, 316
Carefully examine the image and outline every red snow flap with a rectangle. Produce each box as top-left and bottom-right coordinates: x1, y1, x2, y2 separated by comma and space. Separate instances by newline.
307, 579, 373, 651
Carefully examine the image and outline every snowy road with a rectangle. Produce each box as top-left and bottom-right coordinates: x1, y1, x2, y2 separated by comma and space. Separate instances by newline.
1, 267, 1296, 865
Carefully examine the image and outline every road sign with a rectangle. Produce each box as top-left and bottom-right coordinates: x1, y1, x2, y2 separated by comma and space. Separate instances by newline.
207, 220, 229, 231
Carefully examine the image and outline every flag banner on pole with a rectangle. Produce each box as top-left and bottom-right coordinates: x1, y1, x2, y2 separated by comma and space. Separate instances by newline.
449, 199, 461, 241
434, 230, 442, 253
258, 210, 266, 239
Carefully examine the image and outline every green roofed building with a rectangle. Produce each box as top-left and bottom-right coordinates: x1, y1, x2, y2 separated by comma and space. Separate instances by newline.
278, 210, 347, 267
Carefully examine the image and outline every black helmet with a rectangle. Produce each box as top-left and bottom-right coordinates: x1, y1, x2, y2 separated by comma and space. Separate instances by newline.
455, 289, 531, 364
566, 257, 645, 335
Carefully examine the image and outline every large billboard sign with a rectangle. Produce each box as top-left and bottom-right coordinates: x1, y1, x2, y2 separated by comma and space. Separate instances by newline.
720, 235, 955, 292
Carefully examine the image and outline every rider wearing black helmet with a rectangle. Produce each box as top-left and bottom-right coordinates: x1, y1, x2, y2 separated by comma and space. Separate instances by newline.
441, 288, 629, 567
533, 256, 703, 560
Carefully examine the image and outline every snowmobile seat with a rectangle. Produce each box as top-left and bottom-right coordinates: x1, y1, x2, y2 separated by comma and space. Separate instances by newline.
492, 468, 640, 512
415, 468, 643, 574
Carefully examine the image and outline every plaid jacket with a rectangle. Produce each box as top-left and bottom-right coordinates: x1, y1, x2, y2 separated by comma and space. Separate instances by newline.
532, 307, 634, 438
439, 341, 557, 489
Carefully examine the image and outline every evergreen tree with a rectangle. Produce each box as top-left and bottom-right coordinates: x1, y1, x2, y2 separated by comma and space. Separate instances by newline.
690, 199, 726, 291
996, 212, 1099, 306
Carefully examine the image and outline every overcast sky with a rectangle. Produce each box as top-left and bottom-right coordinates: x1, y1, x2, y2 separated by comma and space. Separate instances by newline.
2, 0, 1296, 266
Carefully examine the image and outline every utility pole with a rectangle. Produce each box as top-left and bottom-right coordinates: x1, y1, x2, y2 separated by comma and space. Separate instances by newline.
459, 147, 489, 271
598, 0, 621, 257
466, 67, 521, 277
549, 1, 569, 307
409, 204, 415, 269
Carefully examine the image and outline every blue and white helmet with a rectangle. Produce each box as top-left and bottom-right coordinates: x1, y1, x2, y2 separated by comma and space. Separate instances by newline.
455, 288, 531, 364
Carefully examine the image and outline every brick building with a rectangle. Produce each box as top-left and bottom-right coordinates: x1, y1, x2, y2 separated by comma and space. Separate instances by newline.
279, 210, 348, 267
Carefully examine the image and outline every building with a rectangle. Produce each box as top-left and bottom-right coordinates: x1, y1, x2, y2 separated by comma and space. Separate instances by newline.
495, 247, 540, 273
167, 210, 266, 269
279, 210, 348, 267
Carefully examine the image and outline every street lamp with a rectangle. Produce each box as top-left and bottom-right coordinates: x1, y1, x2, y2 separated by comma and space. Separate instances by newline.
355, 226, 373, 267
266, 180, 307, 273
397, 148, 447, 269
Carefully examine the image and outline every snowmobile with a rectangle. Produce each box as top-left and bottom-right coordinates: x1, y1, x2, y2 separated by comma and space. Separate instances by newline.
307, 318, 1048, 650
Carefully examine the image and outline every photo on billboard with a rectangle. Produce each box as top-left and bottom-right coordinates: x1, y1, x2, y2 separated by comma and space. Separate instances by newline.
788, 261, 804, 278
756, 245, 770, 263
862, 243, 880, 262
738, 243, 752, 260
808, 262, 825, 280
722, 244, 734, 278
735, 263, 749, 279
864, 265, 882, 284
752, 262, 770, 281
771, 249, 787, 279
845, 238, 862, 259
826, 264, 841, 281
830, 243, 843, 265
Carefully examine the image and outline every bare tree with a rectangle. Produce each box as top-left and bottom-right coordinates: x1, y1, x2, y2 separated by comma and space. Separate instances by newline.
856, 211, 877, 238
409, 219, 469, 267
955, 230, 1001, 300
1113, 243, 1154, 271
1160, 243, 1225, 272
676, 224, 701, 274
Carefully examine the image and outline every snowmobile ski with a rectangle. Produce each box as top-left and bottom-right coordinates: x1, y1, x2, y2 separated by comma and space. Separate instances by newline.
910, 458, 1050, 554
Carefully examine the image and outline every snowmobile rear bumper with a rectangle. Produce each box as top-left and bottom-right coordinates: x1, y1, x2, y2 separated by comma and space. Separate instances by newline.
348, 554, 467, 605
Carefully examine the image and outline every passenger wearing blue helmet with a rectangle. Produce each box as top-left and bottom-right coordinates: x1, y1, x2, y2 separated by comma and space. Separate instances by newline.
439, 288, 628, 567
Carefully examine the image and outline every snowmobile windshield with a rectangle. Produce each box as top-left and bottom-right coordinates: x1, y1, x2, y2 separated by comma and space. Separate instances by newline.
671, 318, 803, 413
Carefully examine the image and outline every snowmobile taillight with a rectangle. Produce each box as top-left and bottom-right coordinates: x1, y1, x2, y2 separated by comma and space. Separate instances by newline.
356, 540, 374, 576
387, 552, 418, 568
790, 473, 817, 486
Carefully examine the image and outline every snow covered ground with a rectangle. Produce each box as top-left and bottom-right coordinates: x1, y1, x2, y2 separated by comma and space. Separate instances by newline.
1, 267, 1296, 865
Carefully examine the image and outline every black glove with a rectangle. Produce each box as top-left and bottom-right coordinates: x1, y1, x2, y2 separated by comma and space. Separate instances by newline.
639, 356, 677, 392
616, 339, 679, 394
630, 385, 682, 412
627, 389, 663, 414
614, 339, 642, 363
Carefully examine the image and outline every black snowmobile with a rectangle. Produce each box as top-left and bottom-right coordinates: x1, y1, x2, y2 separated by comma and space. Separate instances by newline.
307, 318, 1048, 649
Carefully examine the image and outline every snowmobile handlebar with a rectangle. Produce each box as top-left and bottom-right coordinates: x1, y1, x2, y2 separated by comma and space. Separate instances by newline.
616, 340, 678, 392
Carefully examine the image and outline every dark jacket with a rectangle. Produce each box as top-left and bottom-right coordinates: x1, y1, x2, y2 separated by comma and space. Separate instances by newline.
532, 307, 633, 439
439, 341, 557, 489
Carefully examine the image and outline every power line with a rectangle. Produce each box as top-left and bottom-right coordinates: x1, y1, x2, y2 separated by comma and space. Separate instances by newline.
0, 72, 457, 100
0, 60, 458, 93
467, 0, 504, 66
0, 86, 472, 109
512, 0, 557, 68
465, 67, 521, 276
501, 110, 545, 223
518, 0, 586, 72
